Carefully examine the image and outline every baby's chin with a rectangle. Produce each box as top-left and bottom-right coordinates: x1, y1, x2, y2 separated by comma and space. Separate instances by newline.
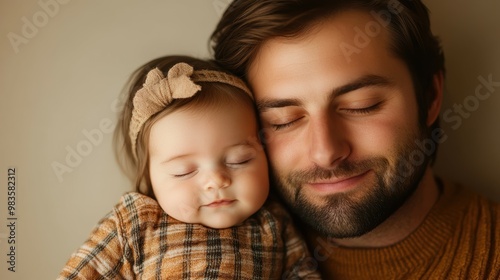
200, 218, 246, 229
166, 204, 256, 229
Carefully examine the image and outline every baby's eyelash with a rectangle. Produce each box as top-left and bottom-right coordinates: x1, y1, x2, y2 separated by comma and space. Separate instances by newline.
227, 158, 253, 166
172, 170, 196, 178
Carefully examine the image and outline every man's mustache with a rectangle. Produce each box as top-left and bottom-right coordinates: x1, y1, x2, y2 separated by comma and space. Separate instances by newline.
284, 157, 389, 184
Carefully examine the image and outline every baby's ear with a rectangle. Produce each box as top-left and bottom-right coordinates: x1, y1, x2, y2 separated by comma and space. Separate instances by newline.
427, 71, 444, 126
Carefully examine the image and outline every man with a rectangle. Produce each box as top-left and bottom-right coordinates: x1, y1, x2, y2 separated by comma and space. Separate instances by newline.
211, 0, 499, 279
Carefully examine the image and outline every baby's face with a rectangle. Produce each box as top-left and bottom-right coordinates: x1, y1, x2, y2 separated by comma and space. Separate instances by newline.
148, 101, 269, 228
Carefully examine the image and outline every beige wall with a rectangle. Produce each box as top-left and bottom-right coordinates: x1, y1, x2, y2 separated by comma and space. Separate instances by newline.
426, 0, 500, 200
0, 0, 498, 279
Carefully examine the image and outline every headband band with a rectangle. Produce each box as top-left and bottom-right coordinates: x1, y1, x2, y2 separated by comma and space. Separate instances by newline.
129, 62, 252, 160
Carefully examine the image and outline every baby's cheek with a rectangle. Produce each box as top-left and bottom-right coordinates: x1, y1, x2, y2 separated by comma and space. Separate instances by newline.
245, 177, 269, 208
173, 202, 200, 223
158, 190, 200, 223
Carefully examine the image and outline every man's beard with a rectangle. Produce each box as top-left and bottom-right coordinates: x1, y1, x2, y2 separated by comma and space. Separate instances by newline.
270, 129, 430, 238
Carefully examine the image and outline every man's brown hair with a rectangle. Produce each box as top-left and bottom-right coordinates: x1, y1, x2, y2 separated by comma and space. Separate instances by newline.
211, 0, 445, 161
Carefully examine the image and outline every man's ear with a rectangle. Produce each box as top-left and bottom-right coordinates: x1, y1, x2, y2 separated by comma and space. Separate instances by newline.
426, 71, 444, 126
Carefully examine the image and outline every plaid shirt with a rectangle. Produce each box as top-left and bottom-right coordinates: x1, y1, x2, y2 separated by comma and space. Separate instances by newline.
58, 192, 321, 279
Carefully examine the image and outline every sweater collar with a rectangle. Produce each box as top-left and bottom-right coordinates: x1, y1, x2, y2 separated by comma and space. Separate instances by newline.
309, 179, 470, 276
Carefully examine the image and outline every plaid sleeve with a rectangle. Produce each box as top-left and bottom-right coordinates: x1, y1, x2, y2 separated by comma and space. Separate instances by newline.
265, 200, 322, 279
58, 193, 322, 279
57, 196, 135, 280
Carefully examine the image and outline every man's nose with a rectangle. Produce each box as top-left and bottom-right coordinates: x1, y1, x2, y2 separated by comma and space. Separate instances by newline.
308, 113, 351, 169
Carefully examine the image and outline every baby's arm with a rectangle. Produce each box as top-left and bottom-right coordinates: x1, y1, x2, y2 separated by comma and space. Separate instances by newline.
58, 202, 134, 279
267, 200, 322, 279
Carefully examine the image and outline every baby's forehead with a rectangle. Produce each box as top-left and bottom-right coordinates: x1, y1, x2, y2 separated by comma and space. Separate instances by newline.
148, 104, 260, 156
182, 96, 258, 122
151, 138, 260, 165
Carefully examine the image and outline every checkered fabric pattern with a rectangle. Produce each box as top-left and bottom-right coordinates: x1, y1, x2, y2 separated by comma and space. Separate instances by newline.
58, 192, 321, 279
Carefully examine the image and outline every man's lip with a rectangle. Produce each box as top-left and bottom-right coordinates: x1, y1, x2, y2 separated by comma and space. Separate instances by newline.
307, 170, 371, 193
205, 199, 235, 207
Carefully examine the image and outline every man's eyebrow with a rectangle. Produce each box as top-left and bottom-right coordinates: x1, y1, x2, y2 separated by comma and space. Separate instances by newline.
256, 99, 302, 111
333, 74, 392, 97
256, 74, 392, 111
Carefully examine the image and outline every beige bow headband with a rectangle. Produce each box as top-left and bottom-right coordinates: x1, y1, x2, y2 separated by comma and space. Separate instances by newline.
129, 62, 252, 160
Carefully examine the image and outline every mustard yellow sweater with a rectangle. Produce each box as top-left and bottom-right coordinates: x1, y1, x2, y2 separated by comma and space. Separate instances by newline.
317, 179, 500, 279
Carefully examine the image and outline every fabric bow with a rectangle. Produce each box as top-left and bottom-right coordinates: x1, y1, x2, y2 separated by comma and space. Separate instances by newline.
129, 63, 202, 160
133, 63, 202, 118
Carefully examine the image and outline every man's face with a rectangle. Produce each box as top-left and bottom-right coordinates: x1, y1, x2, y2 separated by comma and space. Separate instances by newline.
248, 10, 430, 237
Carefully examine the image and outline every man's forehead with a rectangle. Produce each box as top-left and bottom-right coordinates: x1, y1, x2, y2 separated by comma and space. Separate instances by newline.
247, 10, 395, 95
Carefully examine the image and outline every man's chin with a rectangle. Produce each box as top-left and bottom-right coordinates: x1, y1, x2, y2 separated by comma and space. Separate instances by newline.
290, 195, 381, 238
289, 177, 415, 238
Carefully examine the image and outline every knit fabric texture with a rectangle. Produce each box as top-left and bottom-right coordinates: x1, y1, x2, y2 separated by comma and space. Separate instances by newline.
315, 179, 500, 279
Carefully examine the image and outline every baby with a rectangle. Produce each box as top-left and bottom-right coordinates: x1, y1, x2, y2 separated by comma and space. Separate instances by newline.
58, 55, 320, 279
